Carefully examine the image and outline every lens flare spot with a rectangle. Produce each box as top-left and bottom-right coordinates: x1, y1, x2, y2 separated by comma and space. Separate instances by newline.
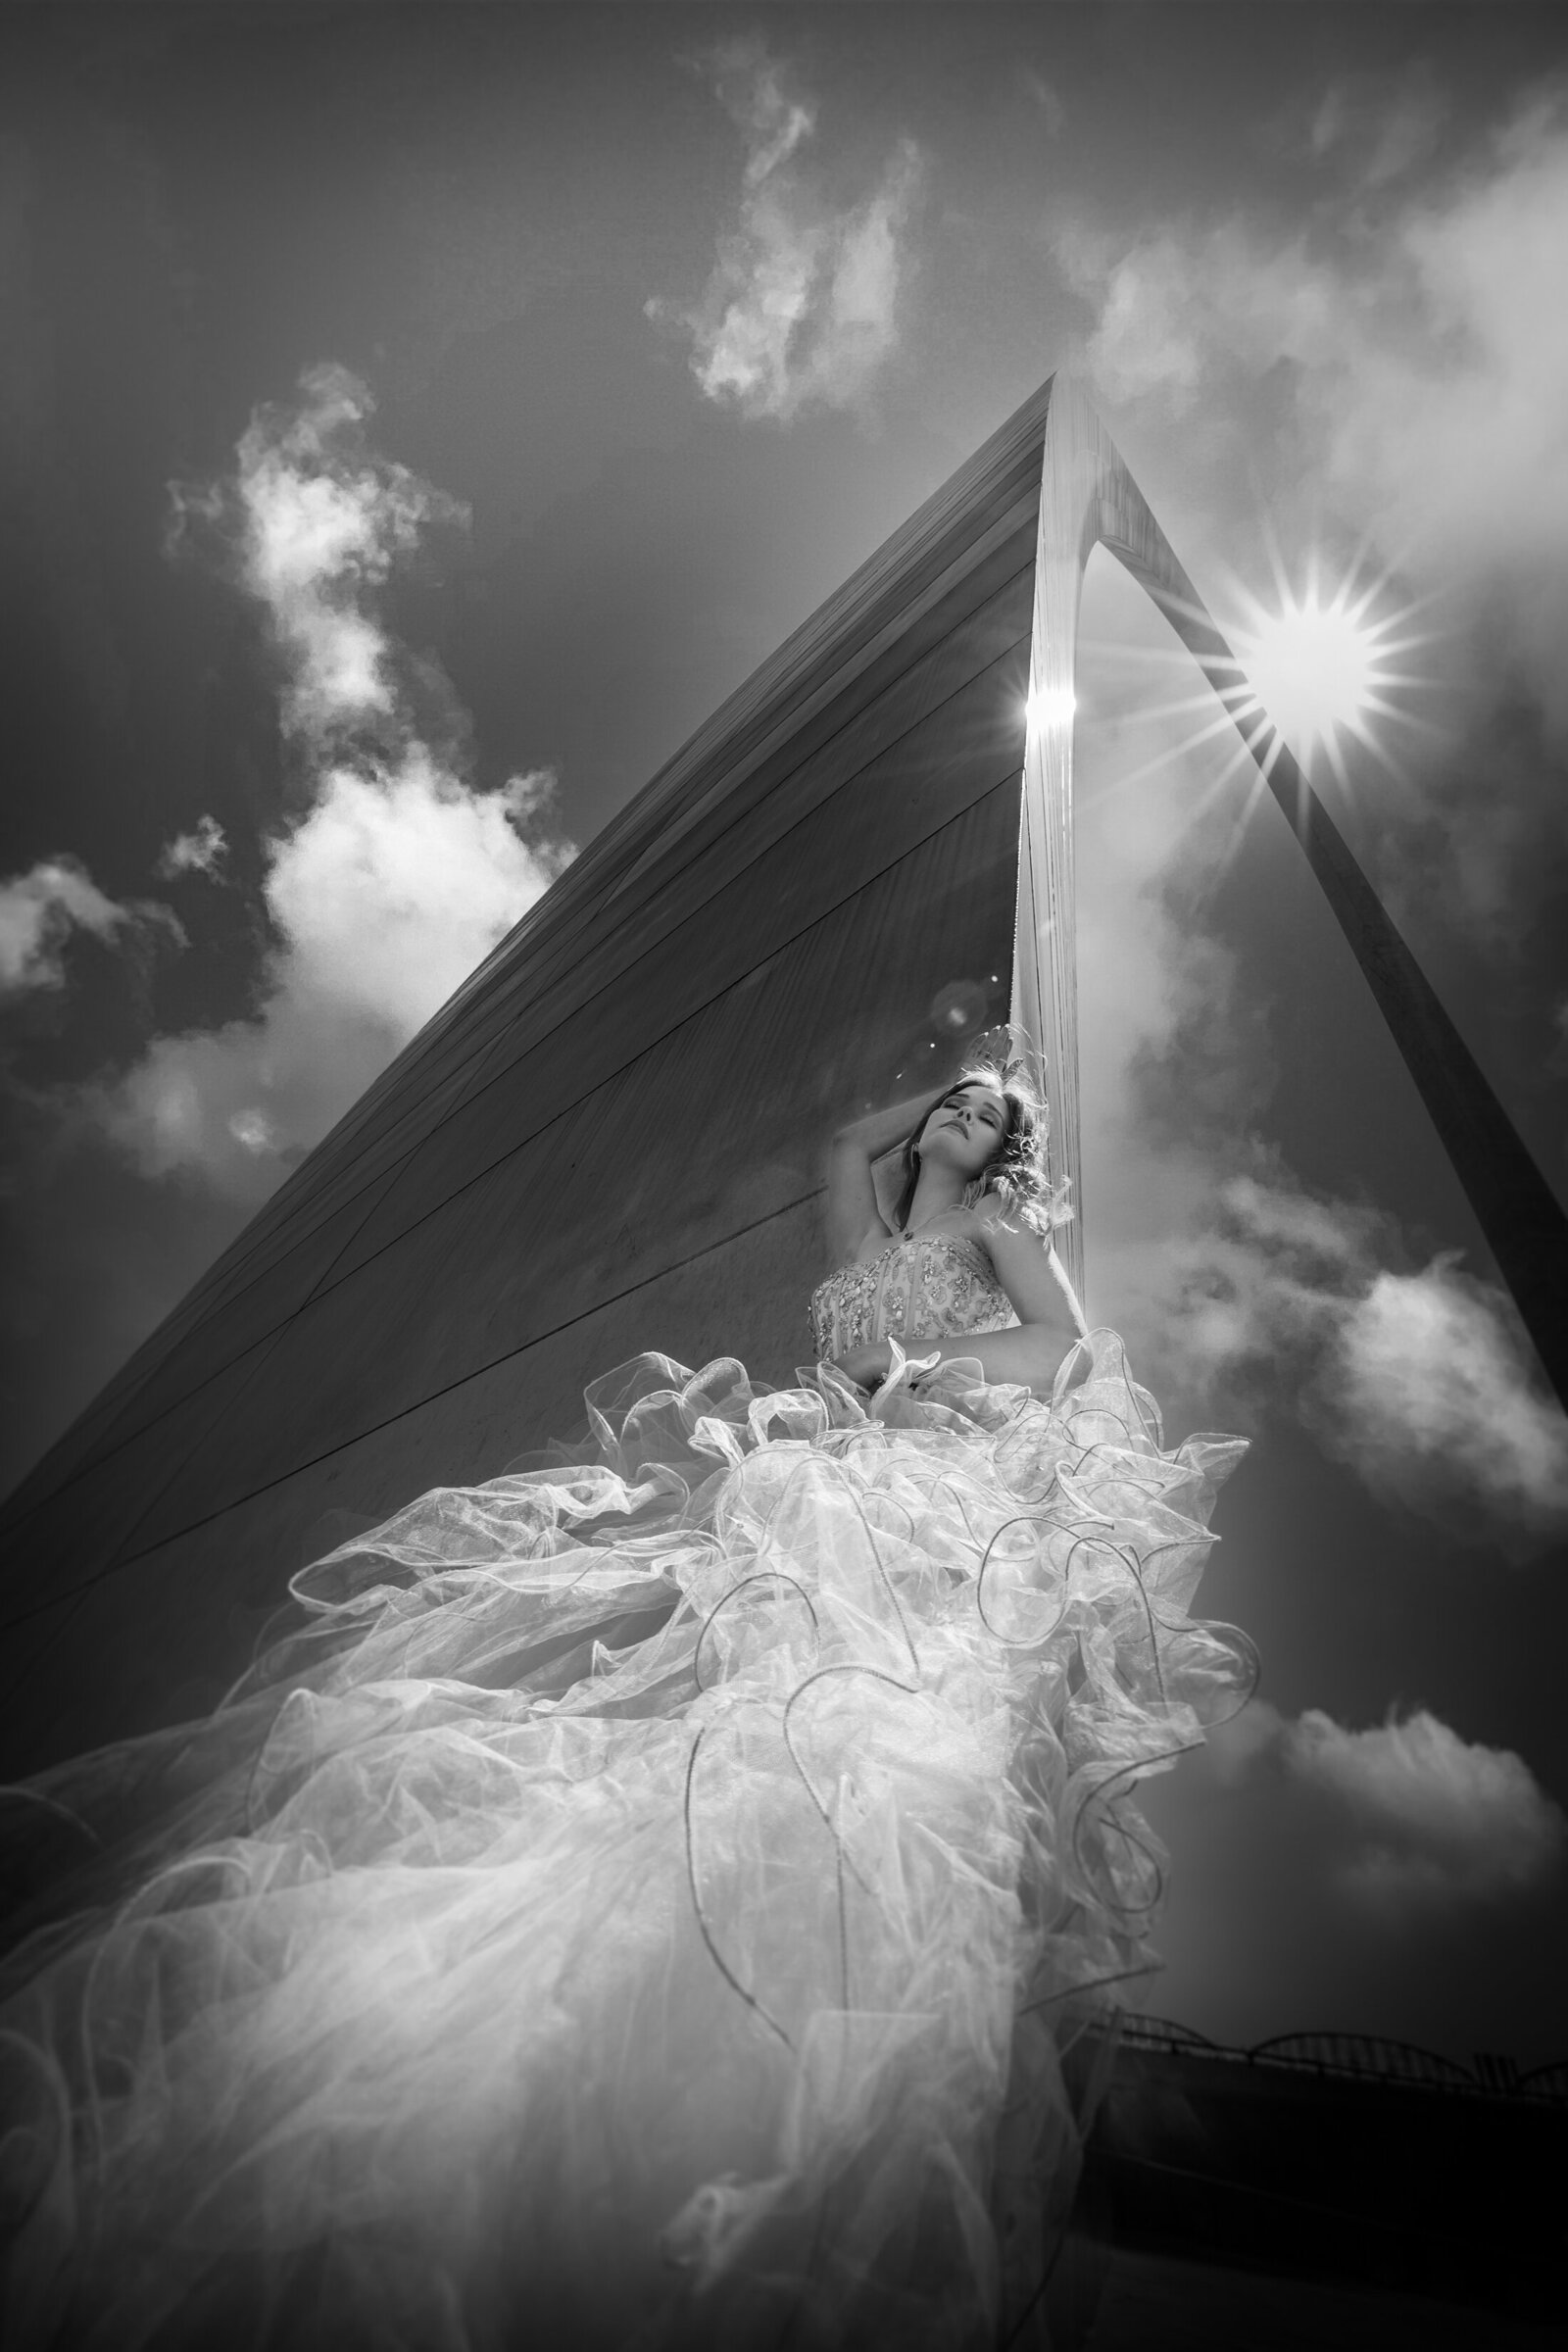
1025, 686, 1077, 735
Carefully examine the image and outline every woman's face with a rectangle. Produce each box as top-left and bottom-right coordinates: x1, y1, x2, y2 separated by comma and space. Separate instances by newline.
919, 1083, 1009, 1182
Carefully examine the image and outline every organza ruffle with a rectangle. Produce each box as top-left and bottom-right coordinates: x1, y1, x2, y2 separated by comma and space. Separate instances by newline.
0, 1334, 1251, 2352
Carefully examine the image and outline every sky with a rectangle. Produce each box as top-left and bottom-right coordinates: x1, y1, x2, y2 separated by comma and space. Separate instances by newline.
3, 1, 1567, 2069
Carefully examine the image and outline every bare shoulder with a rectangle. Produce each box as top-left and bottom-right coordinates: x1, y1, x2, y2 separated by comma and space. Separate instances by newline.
970, 1197, 1069, 1322
970, 1193, 1044, 1251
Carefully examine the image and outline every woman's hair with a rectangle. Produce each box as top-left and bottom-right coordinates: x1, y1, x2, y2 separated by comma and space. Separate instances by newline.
891, 1056, 1071, 1236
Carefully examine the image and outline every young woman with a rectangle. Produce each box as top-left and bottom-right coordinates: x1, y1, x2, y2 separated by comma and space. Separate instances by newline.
818, 1061, 1083, 1397
1, 1055, 1251, 2352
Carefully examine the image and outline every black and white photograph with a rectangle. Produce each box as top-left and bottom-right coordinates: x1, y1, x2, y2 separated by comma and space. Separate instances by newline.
2, 5, 1565, 2346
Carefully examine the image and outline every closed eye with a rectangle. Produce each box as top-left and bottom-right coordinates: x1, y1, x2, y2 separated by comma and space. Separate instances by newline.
942, 1092, 1004, 1130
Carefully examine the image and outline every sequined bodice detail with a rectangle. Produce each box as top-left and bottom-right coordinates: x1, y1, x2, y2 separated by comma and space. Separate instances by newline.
809, 1233, 1019, 1361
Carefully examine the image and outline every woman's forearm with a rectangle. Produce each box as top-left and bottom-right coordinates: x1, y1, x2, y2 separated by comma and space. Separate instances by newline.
832, 1092, 938, 1163
911, 1324, 1072, 1394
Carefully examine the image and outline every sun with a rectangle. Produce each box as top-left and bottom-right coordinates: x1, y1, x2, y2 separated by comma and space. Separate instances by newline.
1065, 542, 1435, 916
1227, 562, 1421, 784
1239, 595, 1377, 757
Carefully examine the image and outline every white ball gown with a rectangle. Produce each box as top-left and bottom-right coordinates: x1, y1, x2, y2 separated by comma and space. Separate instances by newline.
1, 1232, 1251, 2351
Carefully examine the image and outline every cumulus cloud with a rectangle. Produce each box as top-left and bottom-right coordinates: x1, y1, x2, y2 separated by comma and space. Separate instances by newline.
1337, 1265, 1568, 1522
647, 39, 921, 422
168, 362, 462, 744
1163, 1169, 1568, 1543
1216, 1700, 1566, 1908
76, 366, 572, 1203
156, 815, 228, 880
1144, 1695, 1567, 2054
1293, 1706, 1563, 1904
86, 757, 569, 1197
0, 856, 183, 999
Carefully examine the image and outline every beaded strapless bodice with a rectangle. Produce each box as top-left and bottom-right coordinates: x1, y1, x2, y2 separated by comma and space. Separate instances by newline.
809, 1232, 1019, 1361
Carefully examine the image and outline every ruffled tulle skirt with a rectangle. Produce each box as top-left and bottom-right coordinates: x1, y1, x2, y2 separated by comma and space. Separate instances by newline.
1, 1335, 1250, 2351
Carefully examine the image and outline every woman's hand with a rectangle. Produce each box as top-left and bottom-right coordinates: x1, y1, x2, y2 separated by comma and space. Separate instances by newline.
830, 1341, 894, 1391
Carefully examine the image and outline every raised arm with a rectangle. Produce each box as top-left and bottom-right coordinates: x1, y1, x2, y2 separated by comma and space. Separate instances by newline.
825, 1092, 937, 1266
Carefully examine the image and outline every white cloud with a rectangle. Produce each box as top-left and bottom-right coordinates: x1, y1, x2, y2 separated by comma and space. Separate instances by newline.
170, 362, 460, 743
722, 40, 815, 186
1161, 1171, 1568, 1543
1288, 1705, 1566, 1906
1208, 1698, 1566, 1911
647, 40, 921, 422
156, 815, 228, 880
77, 368, 572, 1203
228, 1106, 276, 1154
264, 758, 565, 1037
1145, 1692, 1567, 2052
1056, 217, 1348, 416
1337, 1261, 1568, 1526
87, 757, 571, 1200
0, 856, 183, 999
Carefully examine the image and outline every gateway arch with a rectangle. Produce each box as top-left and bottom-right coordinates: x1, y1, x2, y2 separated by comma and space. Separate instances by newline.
2, 374, 1560, 1777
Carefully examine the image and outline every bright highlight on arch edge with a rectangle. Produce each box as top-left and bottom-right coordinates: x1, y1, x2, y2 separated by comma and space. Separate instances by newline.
1025, 685, 1077, 735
